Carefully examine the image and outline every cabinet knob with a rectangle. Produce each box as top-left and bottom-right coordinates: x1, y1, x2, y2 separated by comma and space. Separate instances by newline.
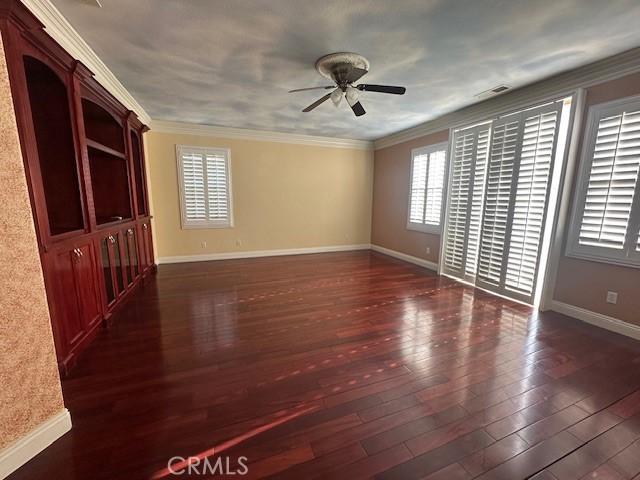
127, 228, 133, 236
109, 235, 116, 244
142, 223, 148, 230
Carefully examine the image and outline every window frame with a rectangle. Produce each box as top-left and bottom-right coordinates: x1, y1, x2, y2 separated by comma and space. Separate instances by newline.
406, 141, 448, 234
566, 95, 640, 268
176, 144, 234, 230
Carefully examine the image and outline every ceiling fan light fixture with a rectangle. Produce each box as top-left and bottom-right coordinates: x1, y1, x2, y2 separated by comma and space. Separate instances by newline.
345, 85, 359, 106
330, 87, 343, 107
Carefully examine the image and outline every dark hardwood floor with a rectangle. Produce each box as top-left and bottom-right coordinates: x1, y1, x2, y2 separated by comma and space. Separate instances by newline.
10, 251, 640, 480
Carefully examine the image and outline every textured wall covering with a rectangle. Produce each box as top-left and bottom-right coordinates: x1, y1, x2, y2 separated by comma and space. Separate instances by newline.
371, 130, 448, 263
0, 36, 65, 450
146, 131, 373, 259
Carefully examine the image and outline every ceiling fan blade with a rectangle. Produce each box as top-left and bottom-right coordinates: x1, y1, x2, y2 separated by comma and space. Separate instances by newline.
344, 66, 368, 84
350, 101, 366, 117
302, 92, 333, 112
357, 84, 406, 95
288, 86, 334, 93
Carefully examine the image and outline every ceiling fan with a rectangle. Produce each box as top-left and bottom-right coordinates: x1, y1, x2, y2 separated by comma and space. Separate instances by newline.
289, 52, 406, 117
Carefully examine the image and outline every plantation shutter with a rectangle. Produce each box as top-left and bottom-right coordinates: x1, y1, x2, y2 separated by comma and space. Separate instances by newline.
443, 101, 565, 304
409, 153, 428, 224
424, 150, 446, 225
180, 151, 207, 222
505, 108, 560, 296
177, 146, 232, 228
443, 129, 476, 274
476, 103, 562, 301
443, 123, 491, 278
464, 127, 491, 277
578, 108, 640, 250
205, 151, 231, 221
476, 117, 521, 287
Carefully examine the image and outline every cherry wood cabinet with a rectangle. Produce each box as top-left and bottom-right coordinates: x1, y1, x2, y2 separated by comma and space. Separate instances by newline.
45, 241, 102, 364
0, 0, 156, 373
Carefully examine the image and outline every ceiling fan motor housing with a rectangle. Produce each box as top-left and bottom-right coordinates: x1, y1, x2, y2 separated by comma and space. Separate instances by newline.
315, 52, 370, 87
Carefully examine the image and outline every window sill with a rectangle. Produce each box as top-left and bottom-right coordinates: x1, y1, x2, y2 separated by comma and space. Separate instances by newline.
406, 223, 441, 235
180, 222, 234, 230
564, 250, 640, 269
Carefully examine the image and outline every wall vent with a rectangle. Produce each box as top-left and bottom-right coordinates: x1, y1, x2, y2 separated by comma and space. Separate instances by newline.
475, 84, 510, 100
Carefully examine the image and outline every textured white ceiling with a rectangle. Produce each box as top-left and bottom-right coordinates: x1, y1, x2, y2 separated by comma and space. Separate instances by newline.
51, 0, 640, 140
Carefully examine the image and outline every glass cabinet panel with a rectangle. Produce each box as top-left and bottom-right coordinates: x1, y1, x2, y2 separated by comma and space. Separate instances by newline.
112, 234, 124, 293
100, 237, 115, 304
122, 229, 133, 286
130, 230, 140, 277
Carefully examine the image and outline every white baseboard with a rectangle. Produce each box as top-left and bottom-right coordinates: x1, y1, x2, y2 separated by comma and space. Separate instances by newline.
551, 301, 640, 341
0, 409, 71, 479
156, 244, 372, 265
370, 244, 439, 272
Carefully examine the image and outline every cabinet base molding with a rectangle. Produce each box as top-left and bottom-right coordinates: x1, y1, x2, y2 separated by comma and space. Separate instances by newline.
0, 409, 71, 479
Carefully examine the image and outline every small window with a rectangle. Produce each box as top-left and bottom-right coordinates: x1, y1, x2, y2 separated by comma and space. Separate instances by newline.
176, 145, 233, 229
407, 142, 447, 233
567, 95, 640, 267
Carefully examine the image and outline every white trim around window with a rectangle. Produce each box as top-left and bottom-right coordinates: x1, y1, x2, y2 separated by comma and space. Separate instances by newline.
176, 145, 234, 229
566, 94, 640, 268
406, 142, 448, 234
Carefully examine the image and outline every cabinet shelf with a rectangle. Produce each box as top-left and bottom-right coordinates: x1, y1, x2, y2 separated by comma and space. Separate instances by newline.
86, 138, 125, 159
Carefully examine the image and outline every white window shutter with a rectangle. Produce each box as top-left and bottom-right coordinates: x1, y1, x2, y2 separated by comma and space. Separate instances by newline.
464, 126, 491, 277
409, 154, 428, 224
177, 146, 232, 228
444, 130, 474, 273
205, 152, 230, 221
505, 109, 559, 296
578, 110, 640, 249
424, 150, 446, 225
180, 152, 207, 221
407, 143, 447, 233
444, 101, 566, 303
477, 118, 521, 287
443, 124, 491, 278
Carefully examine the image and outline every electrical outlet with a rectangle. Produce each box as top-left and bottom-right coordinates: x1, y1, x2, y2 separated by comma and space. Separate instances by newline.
236, 239, 242, 246
201, 241, 207, 249
606, 291, 618, 304
426, 247, 431, 255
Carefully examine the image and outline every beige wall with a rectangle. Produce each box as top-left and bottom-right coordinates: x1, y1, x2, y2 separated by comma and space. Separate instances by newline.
553, 72, 640, 326
145, 131, 373, 259
371, 130, 448, 263
0, 37, 65, 450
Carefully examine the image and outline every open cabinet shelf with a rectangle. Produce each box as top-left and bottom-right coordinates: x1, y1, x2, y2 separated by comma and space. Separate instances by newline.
1, 0, 156, 374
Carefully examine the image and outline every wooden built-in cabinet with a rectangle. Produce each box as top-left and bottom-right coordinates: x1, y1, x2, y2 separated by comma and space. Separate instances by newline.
0, 0, 155, 373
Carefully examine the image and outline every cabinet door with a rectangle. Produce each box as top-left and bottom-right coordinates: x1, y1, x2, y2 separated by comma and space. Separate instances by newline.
49, 248, 84, 354
75, 242, 102, 330
141, 222, 154, 269
99, 236, 117, 306
127, 227, 140, 279
111, 232, 126, 294
121, 228, 133, 288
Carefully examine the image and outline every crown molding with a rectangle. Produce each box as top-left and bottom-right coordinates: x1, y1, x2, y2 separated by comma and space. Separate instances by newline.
150, 120, 374, 150
21, 0, 151, 124
374, 47, 640, 150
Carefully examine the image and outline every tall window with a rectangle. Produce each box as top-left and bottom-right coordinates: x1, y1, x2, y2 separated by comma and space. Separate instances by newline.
407, 143, 447, 233
176, 145, 233, 229
442, 98, 571, 304
567, 95, 640, 267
